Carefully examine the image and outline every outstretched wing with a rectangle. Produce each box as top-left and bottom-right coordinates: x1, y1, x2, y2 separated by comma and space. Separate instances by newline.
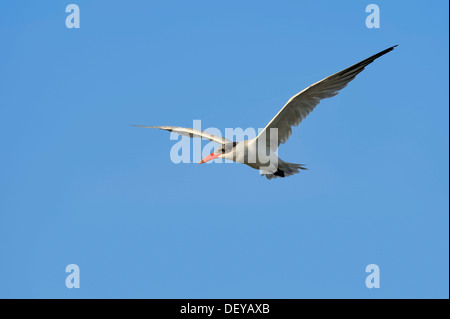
132, 125, 231, 144
256, 45, 398, 151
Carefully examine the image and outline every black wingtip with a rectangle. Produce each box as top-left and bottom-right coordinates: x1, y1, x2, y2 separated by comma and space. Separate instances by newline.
380, 45, 398, 54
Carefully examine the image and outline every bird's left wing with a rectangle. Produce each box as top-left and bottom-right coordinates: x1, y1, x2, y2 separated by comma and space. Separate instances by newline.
132, 125, 231, 144
256, 45, 398, 151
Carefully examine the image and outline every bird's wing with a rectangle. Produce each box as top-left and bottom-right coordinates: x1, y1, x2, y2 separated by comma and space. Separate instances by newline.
132, 125, 231, 144
256, 45, 398, 151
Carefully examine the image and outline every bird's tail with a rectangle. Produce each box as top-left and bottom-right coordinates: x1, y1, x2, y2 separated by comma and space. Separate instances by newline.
262, 160, 307, 180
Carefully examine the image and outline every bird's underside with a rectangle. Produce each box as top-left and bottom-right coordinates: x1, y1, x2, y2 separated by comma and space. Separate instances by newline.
133, 45, 397, 179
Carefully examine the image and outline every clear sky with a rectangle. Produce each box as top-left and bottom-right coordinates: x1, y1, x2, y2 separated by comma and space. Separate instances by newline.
0, 1, 448, 298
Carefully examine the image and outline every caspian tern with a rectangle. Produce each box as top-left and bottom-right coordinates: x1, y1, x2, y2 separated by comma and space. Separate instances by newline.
133, 45, 397, 179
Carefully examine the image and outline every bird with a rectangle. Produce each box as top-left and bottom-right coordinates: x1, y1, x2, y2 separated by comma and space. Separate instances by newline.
133, 45, 397, 179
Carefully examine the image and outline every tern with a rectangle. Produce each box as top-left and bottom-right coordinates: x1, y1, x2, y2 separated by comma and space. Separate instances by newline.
133, 45, 397, 179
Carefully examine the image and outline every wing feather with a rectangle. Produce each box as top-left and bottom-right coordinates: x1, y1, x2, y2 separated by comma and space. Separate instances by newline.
132, 125, 230, 144
257, 45, 398, 150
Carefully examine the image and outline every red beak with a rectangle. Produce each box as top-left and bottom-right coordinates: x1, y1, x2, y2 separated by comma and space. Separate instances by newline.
199, 152, 220, 164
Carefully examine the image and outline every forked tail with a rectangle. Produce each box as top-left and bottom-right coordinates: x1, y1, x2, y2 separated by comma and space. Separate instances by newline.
262, 160, 307, 180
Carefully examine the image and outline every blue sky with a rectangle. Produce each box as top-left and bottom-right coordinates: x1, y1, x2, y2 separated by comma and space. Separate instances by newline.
0, 1, 448, 298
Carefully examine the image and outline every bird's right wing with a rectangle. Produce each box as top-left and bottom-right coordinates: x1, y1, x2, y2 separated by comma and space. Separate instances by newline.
131, 125, 231, 144
256, 45, 398, 151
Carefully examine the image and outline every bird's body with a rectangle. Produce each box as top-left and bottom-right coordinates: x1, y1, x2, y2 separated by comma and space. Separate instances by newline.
219, 140, 306, 179
133, 46, 397, 179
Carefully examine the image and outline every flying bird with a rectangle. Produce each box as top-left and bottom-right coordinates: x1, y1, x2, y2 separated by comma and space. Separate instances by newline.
133, 46, 397, 179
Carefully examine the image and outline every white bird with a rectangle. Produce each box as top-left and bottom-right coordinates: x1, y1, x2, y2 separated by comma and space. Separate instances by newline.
133, 46, 397, 179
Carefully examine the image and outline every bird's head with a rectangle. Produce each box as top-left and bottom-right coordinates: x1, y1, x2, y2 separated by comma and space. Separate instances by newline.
199, 142, 237, 164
